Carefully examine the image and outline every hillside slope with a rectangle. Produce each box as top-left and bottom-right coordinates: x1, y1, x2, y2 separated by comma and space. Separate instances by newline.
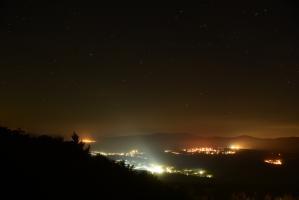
0, 127, 188, 200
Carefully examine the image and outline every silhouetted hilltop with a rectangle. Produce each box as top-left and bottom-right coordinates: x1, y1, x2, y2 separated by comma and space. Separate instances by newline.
0, 127, 188, 200
95, 133, 299, 153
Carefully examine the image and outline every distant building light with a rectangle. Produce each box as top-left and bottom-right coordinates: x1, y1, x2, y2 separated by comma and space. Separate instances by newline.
264, 159, 283, 166
206, 174, 213, 178
230, 145, 241, 150
82, 139, 96, 144
146, 164, 165, 174
170, 147, 238, 155
92, 149, 215, 178
199, 170, 206, 175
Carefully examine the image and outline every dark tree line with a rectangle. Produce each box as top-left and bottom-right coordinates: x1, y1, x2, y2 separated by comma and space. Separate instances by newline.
2, 127, 299, 200
0, 127, 189, 200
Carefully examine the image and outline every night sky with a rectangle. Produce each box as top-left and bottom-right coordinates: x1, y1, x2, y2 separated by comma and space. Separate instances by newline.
1, 1, 299, 138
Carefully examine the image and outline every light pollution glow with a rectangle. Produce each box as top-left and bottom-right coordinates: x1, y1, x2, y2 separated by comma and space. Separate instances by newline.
264, 159, 283, 166
91, 144, 283, 177
165, 144, 242, 156
92, 149, 214, 178
81, 139, 97, 144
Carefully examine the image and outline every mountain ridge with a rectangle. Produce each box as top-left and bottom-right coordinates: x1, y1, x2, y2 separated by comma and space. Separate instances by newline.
95, 133, 299, 153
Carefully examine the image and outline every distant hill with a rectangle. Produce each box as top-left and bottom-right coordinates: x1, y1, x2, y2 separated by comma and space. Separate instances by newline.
2, 127, 299, 199
95, 133, 299, 153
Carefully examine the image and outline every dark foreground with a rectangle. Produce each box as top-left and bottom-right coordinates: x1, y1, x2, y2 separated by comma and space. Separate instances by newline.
1, 127, 299, 200
0, 127, 188, 200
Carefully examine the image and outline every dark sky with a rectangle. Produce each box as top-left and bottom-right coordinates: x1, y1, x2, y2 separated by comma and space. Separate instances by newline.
0, 1, 299, 138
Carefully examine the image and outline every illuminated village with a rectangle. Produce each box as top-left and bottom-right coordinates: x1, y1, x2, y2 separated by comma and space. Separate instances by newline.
164, 145, 240, 156
91, 143, 284, 178
91, 149, 213, 178
264, 159, 283, 166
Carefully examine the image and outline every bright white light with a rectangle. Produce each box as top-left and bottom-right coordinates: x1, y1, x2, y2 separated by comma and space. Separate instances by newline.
166, 167, 174, 173
94, 149, 215, 178
206, 174, 213, 178
134, 164, 166, 174
146, 164, 165, 174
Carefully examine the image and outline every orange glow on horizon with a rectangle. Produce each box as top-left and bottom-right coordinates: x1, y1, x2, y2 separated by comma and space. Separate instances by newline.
82, 139, 96, 144
264, 159, 283, 166
230, 145, 241, 150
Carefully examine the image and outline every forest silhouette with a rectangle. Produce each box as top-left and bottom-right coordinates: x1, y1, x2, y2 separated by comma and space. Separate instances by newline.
2, 127, 299, 200
0, 127, 188, 200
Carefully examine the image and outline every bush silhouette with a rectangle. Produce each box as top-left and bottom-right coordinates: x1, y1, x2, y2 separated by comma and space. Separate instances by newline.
0, 127, 189, 200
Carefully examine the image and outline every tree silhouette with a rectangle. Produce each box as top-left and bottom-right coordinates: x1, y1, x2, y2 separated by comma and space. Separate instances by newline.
72, 131, 80, 144
0, 127, 190, 200
3, 126, 298, 200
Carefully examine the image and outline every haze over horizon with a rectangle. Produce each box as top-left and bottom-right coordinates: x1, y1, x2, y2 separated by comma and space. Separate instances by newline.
1, 1, 299, 138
